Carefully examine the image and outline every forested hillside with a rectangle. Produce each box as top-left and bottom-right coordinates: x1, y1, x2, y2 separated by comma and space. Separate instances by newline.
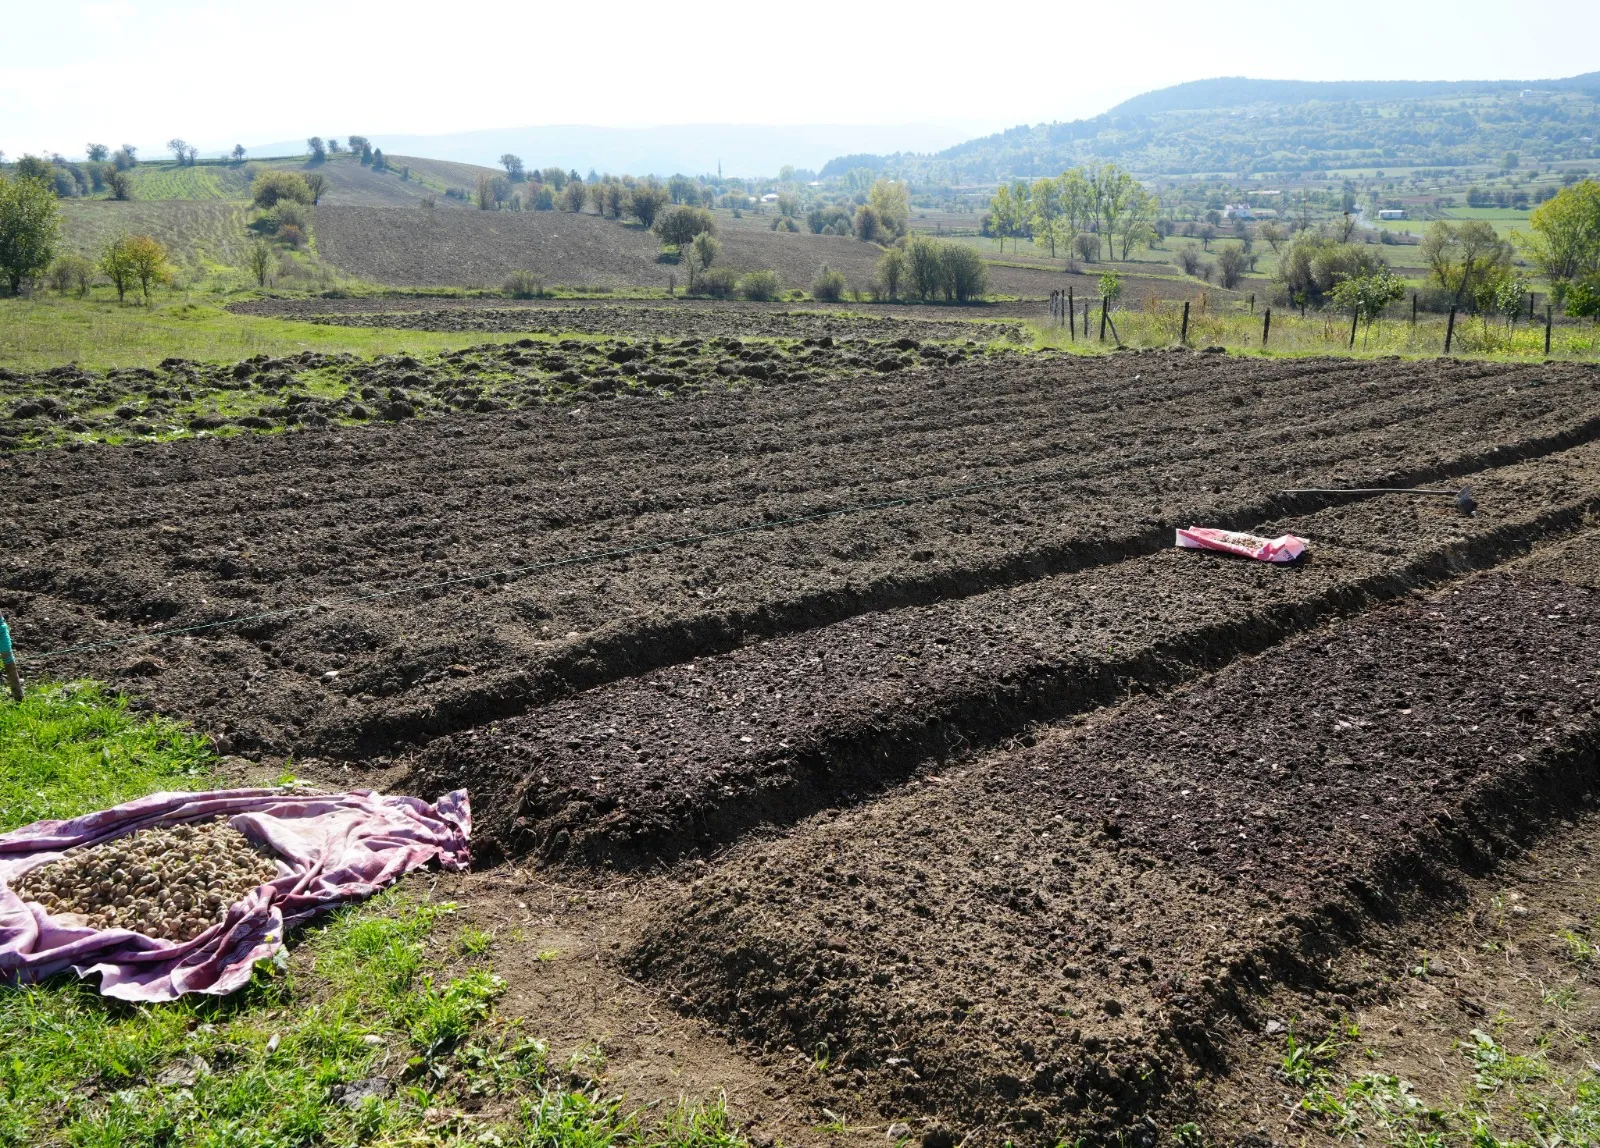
825, 73, 1600, 183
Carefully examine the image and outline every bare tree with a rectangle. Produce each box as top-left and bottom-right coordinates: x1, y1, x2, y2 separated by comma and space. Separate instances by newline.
166, 138, 189, 165
303, 172, 326, 205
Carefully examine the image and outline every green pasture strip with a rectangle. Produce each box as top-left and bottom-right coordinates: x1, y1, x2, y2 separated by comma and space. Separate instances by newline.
1028, 306, 1599, 361
0, 686, 748, 1148
0, 296, 528, 372
0, 680, 213, 831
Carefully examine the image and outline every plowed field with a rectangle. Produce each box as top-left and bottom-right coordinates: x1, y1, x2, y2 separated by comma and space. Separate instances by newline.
7, 328, 1600, 1146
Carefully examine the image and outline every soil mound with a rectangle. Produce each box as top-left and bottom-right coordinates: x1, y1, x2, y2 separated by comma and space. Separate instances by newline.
624, 576, 1600, 1143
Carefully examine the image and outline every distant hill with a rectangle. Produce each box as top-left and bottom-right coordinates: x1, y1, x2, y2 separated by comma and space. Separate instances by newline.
246, 123, 971, 181
825, 73, 1600, 184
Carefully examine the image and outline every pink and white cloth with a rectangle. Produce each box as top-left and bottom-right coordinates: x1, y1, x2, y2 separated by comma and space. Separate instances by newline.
1176, 527, 1308, 564
0, 787, 470, 1001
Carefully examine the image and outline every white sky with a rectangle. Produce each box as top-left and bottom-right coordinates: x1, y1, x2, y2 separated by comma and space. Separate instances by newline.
3, 0, 1598, 159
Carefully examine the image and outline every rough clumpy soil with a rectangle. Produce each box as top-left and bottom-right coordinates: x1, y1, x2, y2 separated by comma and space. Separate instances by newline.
412, 435, 1600, 865
624, 576, 1600, 1145
4, 354, 1599, 763
227, 297, 1026, 343
15, 819, 278, 942
0, 332, 977, 451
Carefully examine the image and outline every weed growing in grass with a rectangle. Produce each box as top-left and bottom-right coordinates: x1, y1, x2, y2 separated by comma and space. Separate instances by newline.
1286, 1023, 1600, 1147
1557, 928, 1595, 964
0, 680, 212, 831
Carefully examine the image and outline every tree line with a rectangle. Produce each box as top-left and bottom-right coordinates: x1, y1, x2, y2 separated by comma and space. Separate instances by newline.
983, 164, 1159, 264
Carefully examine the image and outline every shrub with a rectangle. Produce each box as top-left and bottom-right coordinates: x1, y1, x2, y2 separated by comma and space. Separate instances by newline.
503, 270, 547, 299
1074, 232, 1100, 262
532, 185, 556, 210
630, 183, 669, 227
811, 264, 847, 302
807, 205, 851, 234
741, 269, 781, 301
1216, 243, 1248, 289
560, 181, 586, 212
252, 171, 312, 208
1176, 248, 1202, 276
697, 267, 739, 298
277, 224, 306, 249
876, 247, 907, 300
940, 243, 988, 302
272, 201, 310, 231
107, 170, 131, 200
48, 253, 93, 296
854, 204, 881, 243
655, 205, 716, 249
771, 215, 799, 232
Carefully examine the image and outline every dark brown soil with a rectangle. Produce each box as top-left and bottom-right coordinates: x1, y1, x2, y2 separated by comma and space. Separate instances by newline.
226, 298, 1027, 343
5, 355, 1599, 767
624, 575, 1600, 1145
1199, 806, 1600, 1146
410, 436, 1600, 865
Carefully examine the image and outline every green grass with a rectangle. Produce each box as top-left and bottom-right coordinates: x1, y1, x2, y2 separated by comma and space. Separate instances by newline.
123, 164, 252, 202
0, 685, 750, 1147
0, 294, 528, 372
1283, 1024, 1600, 1147
0, 681, 212, 831
1029, 301, 1600, 361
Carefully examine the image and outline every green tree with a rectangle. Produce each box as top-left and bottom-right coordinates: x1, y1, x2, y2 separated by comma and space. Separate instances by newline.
1098, 270, 1122, 307
939, 243, 988, 302
559, 180, 586, 212
629, 181, 670, 228
1092, 164, 1138, 260
99, 236, 136, 302
121, 235, 170, 303
867, 178, 910, 238
1114, 183, 1157, 260
1330, 268, 1407, 347
0, 172, 61, 293
1421, 220, 1510, 304
86, 143, 109, 163
1215, 242, 1248, 289
687, 231, 720, 292
307, 137, 326, 162
654, 205, 716, 249
905, 235, 944, 300
246, 239, 273, 287
876, 246, 906, 301
252, 171, 312, 208
500, 154, 524, 181
1030, 176, 1063, 257
1516, 179, 1600, 300
107, 170, 131, 200
854, 204, 881, 243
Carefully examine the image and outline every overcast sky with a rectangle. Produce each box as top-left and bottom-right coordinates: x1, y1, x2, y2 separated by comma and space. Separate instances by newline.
4, 0, 1598, 159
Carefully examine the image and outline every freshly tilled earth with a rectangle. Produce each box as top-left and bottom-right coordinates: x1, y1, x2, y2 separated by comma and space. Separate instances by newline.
624, 576, 1600, 1143
226, 297, 1027, 343
413, 434, 1600, 865
16, 819, 280, 943
4, 353, 1599, 764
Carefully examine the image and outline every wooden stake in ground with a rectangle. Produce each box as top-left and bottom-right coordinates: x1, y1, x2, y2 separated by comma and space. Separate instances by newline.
1349, 310, 1359, 349
1068, 287, 1075, 339
1445, 306, 1457, 353
1546, 305, 1553, 355
1180, 300, 1190, 345
0, 614, 22, 702
1412, 293, 1418, 325
1262, 307, 1271, 348
1099, 297, 1109, 342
